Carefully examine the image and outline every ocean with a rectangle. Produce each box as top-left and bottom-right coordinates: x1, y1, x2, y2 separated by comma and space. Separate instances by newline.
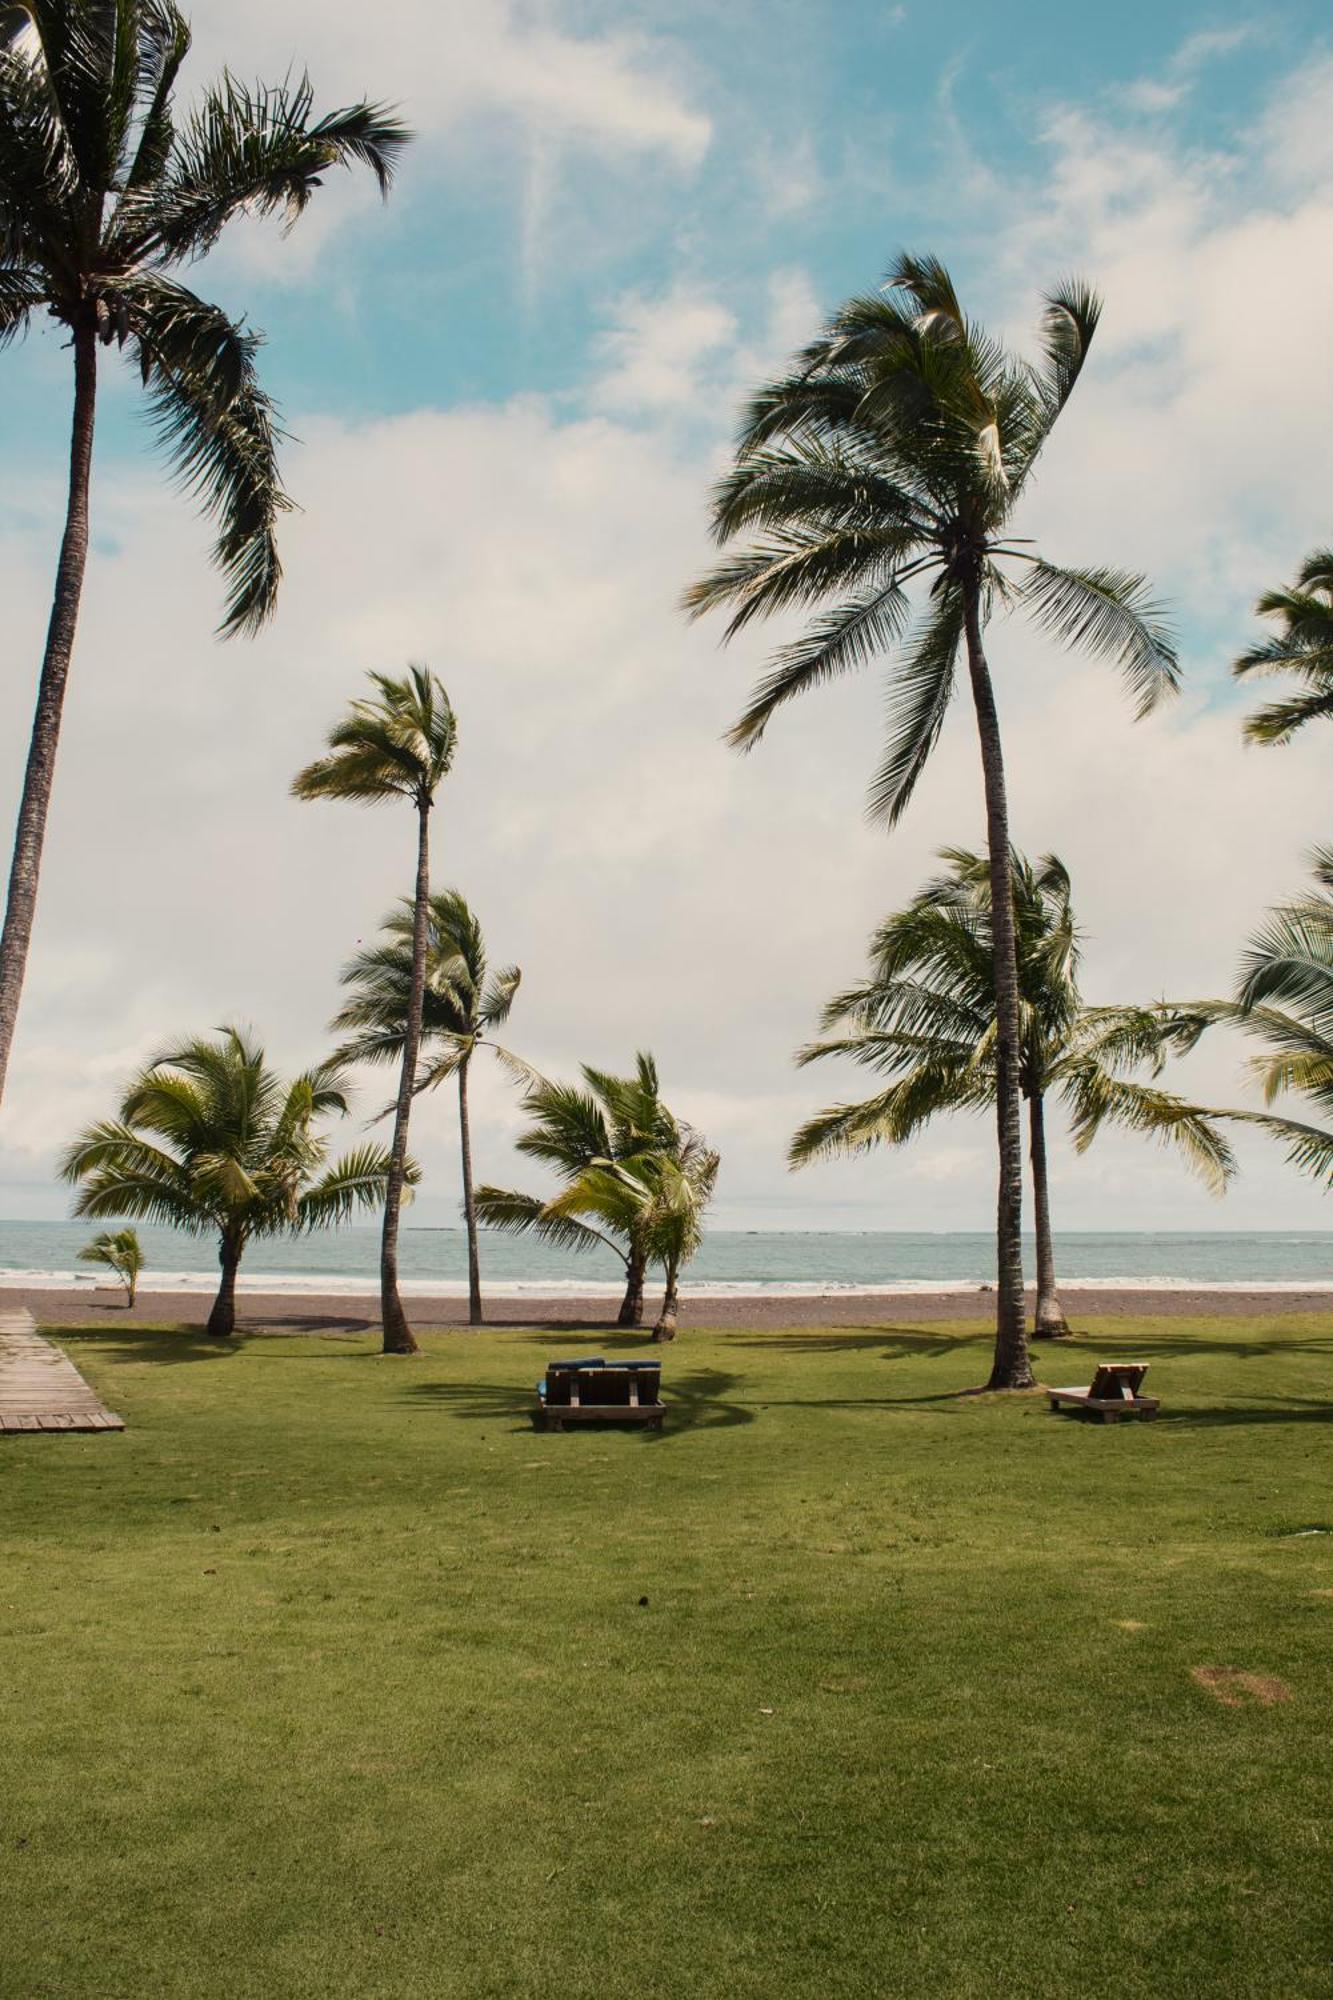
3, 1220, 1333, 1296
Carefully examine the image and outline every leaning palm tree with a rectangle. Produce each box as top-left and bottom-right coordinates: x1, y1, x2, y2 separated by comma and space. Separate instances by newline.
533, 1134, 719, 1341
1233, 551, 1333, 744
1212, 849, 1333, 1184
686, 254, 1177, 1389
293, 668, 457, 1355
792, 847, 1232, 1335
332, 890, 523, 1326
77, 1225, 143, 1306
643, 1134, 720, 1340
475, 1054, 683, 1328
0, 0, 409, 1106
60, 1026, 401, 1336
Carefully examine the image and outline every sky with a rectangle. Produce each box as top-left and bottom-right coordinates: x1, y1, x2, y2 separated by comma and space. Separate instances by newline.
2, 0, 1333, 1234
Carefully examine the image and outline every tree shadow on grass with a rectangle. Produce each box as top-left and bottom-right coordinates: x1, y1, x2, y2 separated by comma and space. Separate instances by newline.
41, 1325, 238, 1365
402, 1366, 756, 1437
733, 1328, 990, 1364
1033, 1329, 1333, 1364
43, 1323, 372, 1366
733, 1324, 1333, 1364
1154, 1396, 1333, 1429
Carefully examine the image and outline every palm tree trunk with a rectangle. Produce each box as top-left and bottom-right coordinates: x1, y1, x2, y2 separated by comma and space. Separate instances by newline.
380, 798, 430, 1355
653, 1261, 679, 1341
962, 585, 1033, 1391
617, 1243, 647, 1328
207, 1233, 243, 1338
458, 1050, 483, 1326
0, 322, 99, 1108
1028, 1089, 1069, 1337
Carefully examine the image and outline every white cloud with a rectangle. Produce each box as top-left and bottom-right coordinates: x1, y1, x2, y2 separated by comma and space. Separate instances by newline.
1120, 25, 1257, 114
188, 1, 711, 287
193, 0, 710, 166
594, 285, 738, 413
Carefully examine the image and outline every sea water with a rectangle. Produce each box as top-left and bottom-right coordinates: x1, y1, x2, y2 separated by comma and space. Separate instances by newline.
3, 1220, 1333, 1295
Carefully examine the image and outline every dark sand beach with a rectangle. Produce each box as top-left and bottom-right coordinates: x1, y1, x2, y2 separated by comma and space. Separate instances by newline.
7, 1282, 1333, 1333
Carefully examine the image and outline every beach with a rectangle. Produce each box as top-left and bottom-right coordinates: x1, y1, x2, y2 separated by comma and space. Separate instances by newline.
8, 1281, 1333, 1332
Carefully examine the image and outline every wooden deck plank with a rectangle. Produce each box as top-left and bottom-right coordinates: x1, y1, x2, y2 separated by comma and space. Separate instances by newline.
0, 1311, 124, 1435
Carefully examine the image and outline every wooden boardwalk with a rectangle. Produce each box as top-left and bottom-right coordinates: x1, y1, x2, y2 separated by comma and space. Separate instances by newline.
0, 1310, 124, 1434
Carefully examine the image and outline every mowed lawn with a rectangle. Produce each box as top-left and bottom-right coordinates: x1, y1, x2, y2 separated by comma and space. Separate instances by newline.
2, 1318, 1332, 2000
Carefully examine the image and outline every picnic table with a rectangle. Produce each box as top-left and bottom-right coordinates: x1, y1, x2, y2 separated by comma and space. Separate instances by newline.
1047, 1362, 1159, 1423
534, 1357, 665, 1431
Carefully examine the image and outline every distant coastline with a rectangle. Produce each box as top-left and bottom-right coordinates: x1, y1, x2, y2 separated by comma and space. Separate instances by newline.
4, 1220, 1333, 1299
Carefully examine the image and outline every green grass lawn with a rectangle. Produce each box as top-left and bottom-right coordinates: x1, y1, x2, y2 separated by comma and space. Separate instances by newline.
2, 1316, 1332, 1999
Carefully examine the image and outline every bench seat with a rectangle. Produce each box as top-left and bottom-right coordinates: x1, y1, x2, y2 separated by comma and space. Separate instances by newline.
534, 1358, 666, 1431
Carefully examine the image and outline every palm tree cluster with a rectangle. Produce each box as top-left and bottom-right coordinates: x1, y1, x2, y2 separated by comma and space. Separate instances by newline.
476, 1054, 719, 1340
332, 889, 524, 1329
791, 848, 1232, 1335
293, 667, 458, 1354
688, 254, 1177, 1388
9, 5, 1333, 1366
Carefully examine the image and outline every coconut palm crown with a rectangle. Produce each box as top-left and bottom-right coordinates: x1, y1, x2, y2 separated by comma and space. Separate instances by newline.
0, 0, 409, 1107
686, 253, 1177, 1388
792, 847, 1232, 1334
60, 1026, 402, 1336
332, 889, 523, 1326
293, 667, 458, 1354
1233, 551, 1333, 745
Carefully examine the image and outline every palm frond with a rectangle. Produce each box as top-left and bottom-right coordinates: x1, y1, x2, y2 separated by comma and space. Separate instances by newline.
130, 274, 289, 636
0, 262, 43, 343
1015, 558, 1179, 716
864, 587, 963, 825
296, 1142, 403, 1229
726, 570, 916, 751
473, 1185, 626, 1264
128, 71, 409, 258
1062, 1068, 1235, 1192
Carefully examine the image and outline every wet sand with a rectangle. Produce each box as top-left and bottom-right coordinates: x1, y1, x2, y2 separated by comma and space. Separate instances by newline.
7, 1282, 1333, 1334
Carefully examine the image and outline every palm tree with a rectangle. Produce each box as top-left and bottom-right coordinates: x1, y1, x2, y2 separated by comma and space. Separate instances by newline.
643, 1134, 719, 1340
332, 890, 523, 1327
77, 1225, 143, 1306
294, 667, 457, 1355
60, 1026, 401, 1336
792, 847, 1232, 1335
685, 254, 1177, 1389
475, 1053, 685, 1328
1233, 552, 1333, 743
1213, 850, 1333, 1183
0, 1, 409, 1106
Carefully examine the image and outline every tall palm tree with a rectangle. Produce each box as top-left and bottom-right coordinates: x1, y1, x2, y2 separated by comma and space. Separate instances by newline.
685, 254, 1177, 1388
293, 667, 457, 1355
1233, 552, 1333, 743
332, 890, 523, 1327
60, 1026, 401, 1336
1215, 849, 1333, 1183
475, 1053, 684, 1328
0, 1, 408, 1105
791, 847, 1232, 1335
